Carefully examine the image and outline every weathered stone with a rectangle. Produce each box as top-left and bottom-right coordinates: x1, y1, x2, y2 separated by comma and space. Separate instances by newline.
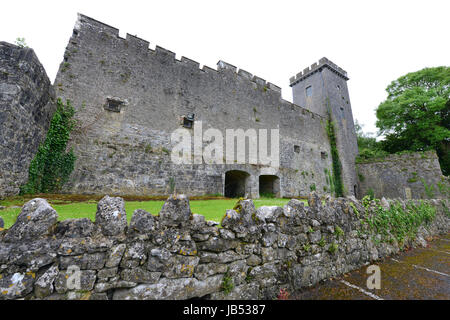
219, 228, 235, 240
210, 282, 260, 300
256, 206, 282, 223
105, 244, 127, 268
159, 194, 191, 226
55, 218, 95, 238
4, 198, 58, 242
120, 268, 161, 284
0, 272, 35, 299
59, 252, 106, 270
97, 267, 118, 280
54, 270, 96, 293
0, 42, 56, 199
196, 237, 239, 252
195, 263, 228, 281
246, 254, 262, 266
129, 209, 156, 234
112, 275, 223, 300
309, 230, 322, 243
0, 216, 3, 229
94, 280, 137, 293
34, 265, 59, 298
95, 196, 127, 236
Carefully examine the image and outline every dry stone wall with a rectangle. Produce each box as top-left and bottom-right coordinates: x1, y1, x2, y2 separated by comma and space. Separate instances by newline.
0, 42, 56, 199
0, 193, 448, 300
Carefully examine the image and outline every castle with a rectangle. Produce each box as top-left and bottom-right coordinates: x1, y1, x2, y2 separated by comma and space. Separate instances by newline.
52, 13, 358, 198
0, 13, 446, 200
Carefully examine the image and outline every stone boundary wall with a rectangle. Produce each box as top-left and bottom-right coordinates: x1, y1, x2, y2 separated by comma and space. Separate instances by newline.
0, 193, 448, 300
357, 151, 449, 199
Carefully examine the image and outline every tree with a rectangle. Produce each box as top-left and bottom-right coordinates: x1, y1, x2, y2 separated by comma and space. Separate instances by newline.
354, 120, 386, 160
375, 66, 450, 175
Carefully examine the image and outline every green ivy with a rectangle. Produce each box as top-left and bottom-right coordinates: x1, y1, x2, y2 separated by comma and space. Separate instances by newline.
325, 109, 344, 197
20, 98, 77, 194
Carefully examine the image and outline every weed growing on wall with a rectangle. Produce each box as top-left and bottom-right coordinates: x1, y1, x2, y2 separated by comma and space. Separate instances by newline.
361, 196, 436, 246
20, 98, 76, 194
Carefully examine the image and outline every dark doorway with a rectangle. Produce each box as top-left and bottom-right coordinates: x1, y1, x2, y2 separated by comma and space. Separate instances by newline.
224, 170, 250, 198
259, 175, 280, 197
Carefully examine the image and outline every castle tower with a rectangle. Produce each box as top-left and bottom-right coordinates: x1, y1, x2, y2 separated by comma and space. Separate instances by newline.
290, 57, 359, 196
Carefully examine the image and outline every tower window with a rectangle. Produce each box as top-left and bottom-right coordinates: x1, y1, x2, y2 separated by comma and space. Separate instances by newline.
294, 145, 300, 153
305, 86, 312, 97
337, 85, 341, 90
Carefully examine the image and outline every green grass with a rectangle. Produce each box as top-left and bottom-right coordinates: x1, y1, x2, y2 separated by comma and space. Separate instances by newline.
0, 197, 295, 229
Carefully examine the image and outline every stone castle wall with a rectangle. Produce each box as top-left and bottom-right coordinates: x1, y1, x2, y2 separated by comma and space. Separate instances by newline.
357, 151, 449, 199
0, 193, 447, 300
0, 42, 56, 199
53, 14, 335, 198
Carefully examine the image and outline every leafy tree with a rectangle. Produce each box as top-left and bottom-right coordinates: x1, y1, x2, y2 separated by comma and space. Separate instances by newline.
20, 99, 77, 194
354, 120, 386, 160
375, 66, 450, 175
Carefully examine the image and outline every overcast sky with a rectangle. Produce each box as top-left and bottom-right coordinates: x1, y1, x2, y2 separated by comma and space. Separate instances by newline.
1, 0, 449, 135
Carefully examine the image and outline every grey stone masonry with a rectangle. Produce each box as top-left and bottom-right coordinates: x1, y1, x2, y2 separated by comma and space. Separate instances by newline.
0, 193, 448, 300
0, 42, 56, 199
52, 13, 344, 198
357, 150, 449, 199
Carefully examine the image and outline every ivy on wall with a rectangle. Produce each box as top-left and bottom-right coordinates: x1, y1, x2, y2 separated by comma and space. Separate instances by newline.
326, 109, 344, 197
20, 98, 77, 194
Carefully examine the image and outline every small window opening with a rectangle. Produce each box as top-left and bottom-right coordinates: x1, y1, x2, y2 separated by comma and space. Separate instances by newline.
104, 98, 124, 112
305, 86, 312, 97
294, 145, 300, 153
321, 151, 327, 160
182, 113, 195, 128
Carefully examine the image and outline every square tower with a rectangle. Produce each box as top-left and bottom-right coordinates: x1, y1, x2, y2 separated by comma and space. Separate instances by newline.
290, 58, 359, 196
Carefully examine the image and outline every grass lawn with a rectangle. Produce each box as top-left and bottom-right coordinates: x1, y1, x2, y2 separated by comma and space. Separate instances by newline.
0, 197, 300, 229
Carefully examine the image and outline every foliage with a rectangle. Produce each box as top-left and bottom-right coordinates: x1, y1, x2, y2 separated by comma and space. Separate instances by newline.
328, 242, 338, 254
354, 120, 387, 161
168, 177, 176, 194
20, 99, 76, 194
420, 178, 435, 198
334, 225, 344, 238
14, 37, 28, 48
221, 272, 234, 295
375, 66, 450, 175
363, 199, 436, 246
326, 111, 344, 197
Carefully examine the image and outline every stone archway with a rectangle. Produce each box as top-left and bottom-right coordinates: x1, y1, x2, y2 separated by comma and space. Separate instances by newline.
259, 175, 280, 197
224, 170, 250, 198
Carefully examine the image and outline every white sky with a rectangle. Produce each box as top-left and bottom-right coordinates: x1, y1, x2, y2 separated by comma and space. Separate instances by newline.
1, 0, 449, 135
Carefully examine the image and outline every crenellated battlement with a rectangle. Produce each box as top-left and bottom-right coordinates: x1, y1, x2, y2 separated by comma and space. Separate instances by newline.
289, 57, 349, 87
74, 14, 285, 99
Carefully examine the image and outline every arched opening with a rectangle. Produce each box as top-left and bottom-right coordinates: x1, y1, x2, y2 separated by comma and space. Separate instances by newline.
224, 170, 250, 198
259, 175, 280, 198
